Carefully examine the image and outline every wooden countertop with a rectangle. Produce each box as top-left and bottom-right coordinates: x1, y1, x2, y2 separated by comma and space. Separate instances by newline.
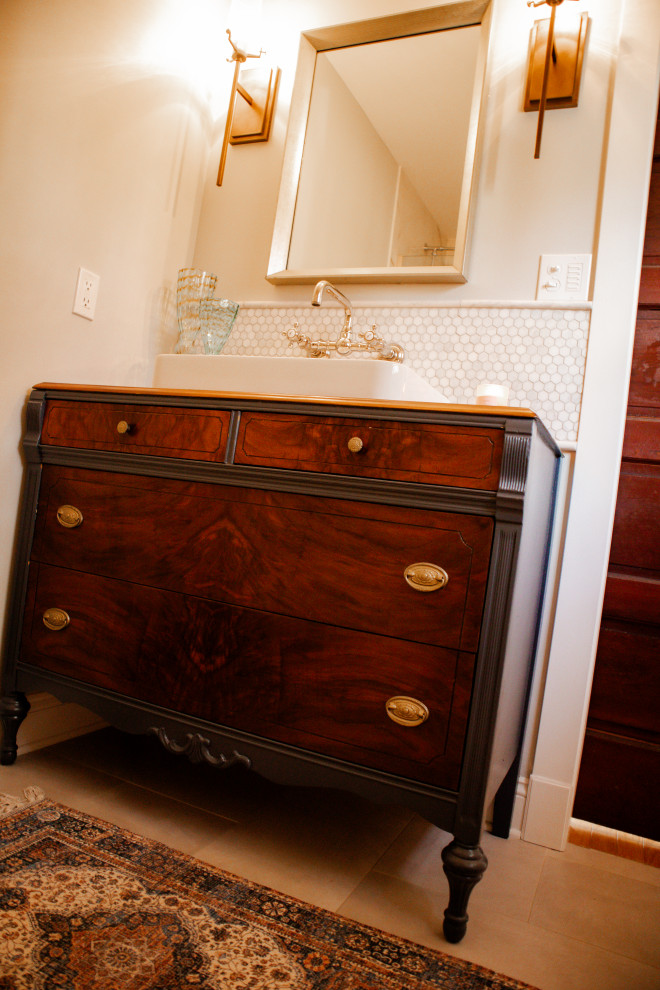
33, 382, 537, 419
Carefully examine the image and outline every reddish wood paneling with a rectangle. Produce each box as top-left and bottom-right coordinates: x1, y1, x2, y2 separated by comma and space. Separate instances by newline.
21, 562, 475, 789
587, 621, 660, 738
235, 412, 504, 489
574, 732, 660, 841
42, 401, 231, 461
627, 313, 660, 410
603, 571, 660, 625
608, 464, 660, 570
638, 268, 660, 307
621, 417, 660, 461
33, 466, 493, 652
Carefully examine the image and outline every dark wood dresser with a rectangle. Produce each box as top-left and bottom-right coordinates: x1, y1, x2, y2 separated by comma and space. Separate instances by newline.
0, 384, 561, 942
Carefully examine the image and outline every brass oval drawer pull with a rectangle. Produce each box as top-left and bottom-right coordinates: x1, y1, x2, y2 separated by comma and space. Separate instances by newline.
386, 696, 429, 727
116, 420, 132, 435
347, 436, 364, 453
404, 562, 449, 592
56, 505, 83, 529
42, 608, 70, 631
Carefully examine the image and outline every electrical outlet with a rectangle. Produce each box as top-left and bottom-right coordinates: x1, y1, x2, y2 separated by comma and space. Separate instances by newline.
536, 254, 591, 302
73, 268, 100, 320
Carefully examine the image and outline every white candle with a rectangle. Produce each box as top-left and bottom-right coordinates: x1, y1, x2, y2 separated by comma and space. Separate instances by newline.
475, 383, 510, 406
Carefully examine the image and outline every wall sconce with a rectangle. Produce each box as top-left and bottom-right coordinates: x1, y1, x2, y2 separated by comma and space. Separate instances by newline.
524, 0, 589, 158
216, 29, 280, 186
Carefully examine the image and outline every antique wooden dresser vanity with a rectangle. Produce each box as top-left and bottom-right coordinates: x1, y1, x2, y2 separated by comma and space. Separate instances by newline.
0, 384, 560, 942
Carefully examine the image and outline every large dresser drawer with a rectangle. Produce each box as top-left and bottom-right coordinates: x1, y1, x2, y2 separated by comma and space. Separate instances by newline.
235, 412, 504, 489
33, 466, 493, 652
41, 400, 231, 461
21, 564, 475, 789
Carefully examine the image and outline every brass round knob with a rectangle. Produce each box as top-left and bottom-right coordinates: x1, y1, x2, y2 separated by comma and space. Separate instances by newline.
42, 608, 70, 631
116, 420, 132, 435
56, 505, 83, 529
404, 562, 449, 592
347, 436, 364, 453
385, 696, 429, 727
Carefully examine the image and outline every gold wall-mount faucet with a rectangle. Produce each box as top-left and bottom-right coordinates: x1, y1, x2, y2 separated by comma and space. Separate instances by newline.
283, 280, 404, 362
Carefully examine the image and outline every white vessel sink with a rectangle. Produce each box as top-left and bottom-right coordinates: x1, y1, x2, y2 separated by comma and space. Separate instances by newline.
153, 354, 448, 403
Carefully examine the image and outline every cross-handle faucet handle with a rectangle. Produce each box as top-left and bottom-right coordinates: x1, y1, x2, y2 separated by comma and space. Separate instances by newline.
360, 325, 385, 346
283, 323, 306, 347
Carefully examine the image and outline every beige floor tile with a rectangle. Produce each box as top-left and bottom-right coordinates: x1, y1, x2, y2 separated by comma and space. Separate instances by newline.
530, 855, 660, 969
338, 871, 660, 990
478, 831, 549, 923
368, 814, 452, 892
192, 787, 413, 912
0, 748, 122, 819
51, 727, 275, 822
83, 778, 240, 857
371, 815, 548, 923
1, 746, 239, 857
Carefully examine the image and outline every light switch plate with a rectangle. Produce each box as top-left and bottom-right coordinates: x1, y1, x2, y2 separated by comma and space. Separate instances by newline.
536, 254, 591, 301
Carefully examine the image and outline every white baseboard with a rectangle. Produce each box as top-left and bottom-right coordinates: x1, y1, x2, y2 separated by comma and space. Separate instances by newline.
17, 693, 106, 755
521, 773, 572, 850
508, 776, 529, 838
487, 776, 572, 850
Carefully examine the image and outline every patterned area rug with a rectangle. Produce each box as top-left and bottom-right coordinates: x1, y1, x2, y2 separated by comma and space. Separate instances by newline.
0, 789, 539, 990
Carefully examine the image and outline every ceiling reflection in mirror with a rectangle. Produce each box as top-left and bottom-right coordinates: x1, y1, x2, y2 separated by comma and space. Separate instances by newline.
267, 2, 492, 284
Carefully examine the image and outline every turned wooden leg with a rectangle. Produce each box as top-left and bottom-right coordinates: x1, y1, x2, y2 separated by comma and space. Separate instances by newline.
441, 839, 488, 943
0, 693, 30, 765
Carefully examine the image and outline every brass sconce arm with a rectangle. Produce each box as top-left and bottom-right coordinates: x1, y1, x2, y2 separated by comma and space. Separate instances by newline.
524, 0, 588, 159
217, 29, 280, 186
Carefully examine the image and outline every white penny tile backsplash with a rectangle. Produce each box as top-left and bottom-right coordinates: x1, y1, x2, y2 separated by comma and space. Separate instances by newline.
218, 303, 591, 443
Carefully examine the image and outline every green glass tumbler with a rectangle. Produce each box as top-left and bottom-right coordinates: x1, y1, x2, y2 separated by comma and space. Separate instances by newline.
198, 299, 239, 354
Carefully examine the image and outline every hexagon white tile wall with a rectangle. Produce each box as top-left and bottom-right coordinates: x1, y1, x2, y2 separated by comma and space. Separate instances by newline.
213, 304, 591, 442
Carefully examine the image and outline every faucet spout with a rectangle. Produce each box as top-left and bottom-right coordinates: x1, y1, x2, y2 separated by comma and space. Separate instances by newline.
283, 279, 403, 361
311, 280, 352, 336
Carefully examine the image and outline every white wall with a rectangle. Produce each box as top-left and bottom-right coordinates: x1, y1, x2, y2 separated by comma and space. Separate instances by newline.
0, 0, 225, 656
193, 0, 618, 303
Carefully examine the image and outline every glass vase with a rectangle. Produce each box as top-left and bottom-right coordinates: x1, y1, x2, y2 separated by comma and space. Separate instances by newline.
175, 268, 218, 354
198, 299, 240, 354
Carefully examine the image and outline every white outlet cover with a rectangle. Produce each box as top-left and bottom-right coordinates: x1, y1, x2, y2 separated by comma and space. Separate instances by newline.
73, 267, 100, 320
536, 254, 591, 302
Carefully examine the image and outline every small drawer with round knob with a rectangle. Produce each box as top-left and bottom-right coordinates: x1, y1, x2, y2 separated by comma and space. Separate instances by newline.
41, 400, 231, 462
235, 412, 503, 489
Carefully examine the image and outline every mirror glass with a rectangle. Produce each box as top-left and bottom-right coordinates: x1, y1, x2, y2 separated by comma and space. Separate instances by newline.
267, 2, 491, 284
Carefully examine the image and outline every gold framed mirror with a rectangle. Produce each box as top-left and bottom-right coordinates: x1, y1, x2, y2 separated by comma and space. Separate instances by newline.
267, 1, 492, 285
